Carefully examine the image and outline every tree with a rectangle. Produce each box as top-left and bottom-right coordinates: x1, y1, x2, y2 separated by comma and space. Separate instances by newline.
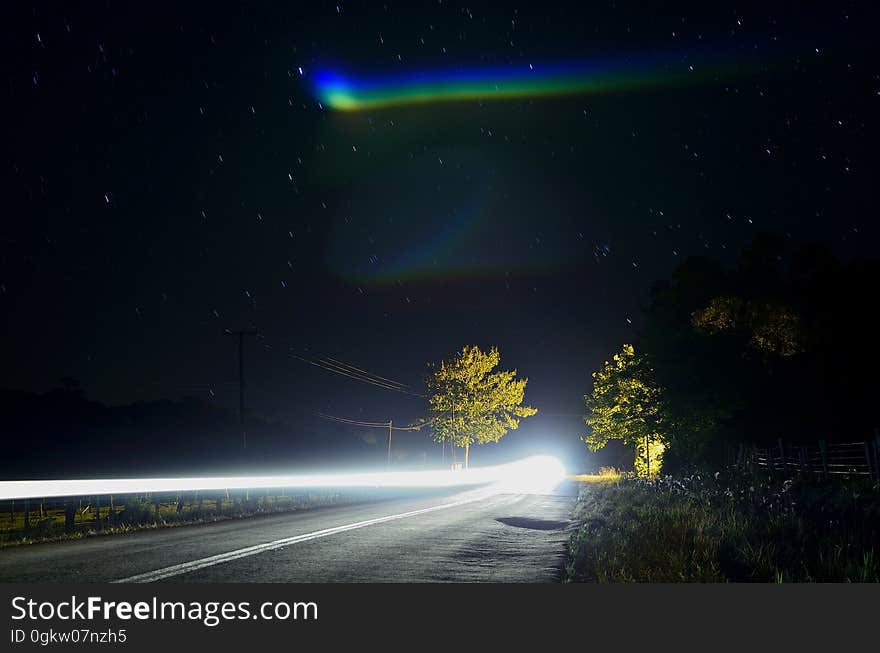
691, 296, 803, 357
427, 345, 537, 467
584, 344, 667, 477
585, 236, 880, 474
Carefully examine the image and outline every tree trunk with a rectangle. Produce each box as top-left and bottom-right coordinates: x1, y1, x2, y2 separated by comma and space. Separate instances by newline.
464, 440, 469, 469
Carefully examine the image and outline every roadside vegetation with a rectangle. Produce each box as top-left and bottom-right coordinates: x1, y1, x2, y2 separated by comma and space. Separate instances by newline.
0, 491, 343, 548
568, 467, 622, 484
572, 236, 880, 582
565, 471, 880, 582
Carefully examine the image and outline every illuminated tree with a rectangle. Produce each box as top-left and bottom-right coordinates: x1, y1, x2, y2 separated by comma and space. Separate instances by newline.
691, 296, 803, 357
584, 344, 666, 477
427, 345, 537, 468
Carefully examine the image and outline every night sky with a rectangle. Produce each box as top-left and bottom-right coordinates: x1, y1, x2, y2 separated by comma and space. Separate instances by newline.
3, 2, 878, 466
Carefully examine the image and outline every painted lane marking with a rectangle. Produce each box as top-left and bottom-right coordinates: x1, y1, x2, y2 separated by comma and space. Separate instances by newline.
114, 492, 490, 583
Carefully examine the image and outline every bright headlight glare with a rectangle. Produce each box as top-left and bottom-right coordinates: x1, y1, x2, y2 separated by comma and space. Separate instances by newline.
490, 455, 567, 494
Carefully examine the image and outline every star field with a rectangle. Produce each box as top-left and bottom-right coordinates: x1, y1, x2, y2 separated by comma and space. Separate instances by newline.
2, 2, 878, 462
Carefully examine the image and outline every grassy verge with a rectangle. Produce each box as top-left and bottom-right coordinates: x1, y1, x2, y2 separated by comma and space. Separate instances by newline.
565, 472, 880, 582
0, 492, 344, 548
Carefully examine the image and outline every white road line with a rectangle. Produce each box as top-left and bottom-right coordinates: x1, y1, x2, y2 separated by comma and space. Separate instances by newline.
113, 492, 491, 583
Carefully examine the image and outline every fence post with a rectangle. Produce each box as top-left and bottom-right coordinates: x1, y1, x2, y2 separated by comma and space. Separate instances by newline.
818, 439, 829, 480
23, 499, 30, 529
864, 441, 874, 479
778, 439, 788, 475
874, 428, 880, 481
64, 500, 76, 534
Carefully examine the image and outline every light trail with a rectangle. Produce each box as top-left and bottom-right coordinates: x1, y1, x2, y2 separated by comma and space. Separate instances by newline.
0, 456, 566, 500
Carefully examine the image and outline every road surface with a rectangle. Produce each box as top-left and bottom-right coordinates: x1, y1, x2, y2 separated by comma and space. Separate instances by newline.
0, 483, 577, 583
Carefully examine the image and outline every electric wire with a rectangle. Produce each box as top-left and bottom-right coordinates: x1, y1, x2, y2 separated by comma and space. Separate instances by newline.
322, 356, 410, 389
316, 411, 446, 431
289, 352, 425, 398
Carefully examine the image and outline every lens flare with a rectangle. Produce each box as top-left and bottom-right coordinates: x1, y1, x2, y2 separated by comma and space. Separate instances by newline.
313, 56, 749, 111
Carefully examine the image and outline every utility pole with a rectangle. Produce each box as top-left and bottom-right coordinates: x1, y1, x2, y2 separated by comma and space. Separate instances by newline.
225, 328, 257, 449
450, 398, 456, 467
387, 420, 393, 466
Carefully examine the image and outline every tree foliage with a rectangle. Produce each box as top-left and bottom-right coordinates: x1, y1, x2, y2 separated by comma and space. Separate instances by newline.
691, 296, 803, 357
427, 345, 537, 463
585, 234, 880, 475
583, 344, 666, 476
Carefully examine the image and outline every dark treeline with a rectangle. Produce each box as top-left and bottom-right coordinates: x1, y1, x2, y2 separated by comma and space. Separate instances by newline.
639, 233, 880, 472
0, 381, 381, 478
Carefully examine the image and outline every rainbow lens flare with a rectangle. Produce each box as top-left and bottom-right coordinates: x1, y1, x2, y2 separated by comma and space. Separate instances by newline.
313, 58, 741, 111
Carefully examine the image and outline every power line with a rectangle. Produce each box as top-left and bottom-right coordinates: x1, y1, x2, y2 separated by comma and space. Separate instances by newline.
289, 352, 425, 398
322, 357, 410, 389
315, 412, 390, 428
289, 354, 404, 393
316, 411, 434, 467
312, 357, 409, 392
315, 411, 437, 431
256, 330, 423, 397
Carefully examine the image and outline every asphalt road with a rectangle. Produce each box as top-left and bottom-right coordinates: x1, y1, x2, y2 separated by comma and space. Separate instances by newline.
0, 483, 578, 583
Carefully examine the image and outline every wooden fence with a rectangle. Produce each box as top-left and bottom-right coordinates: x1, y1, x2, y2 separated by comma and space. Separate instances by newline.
726, 429, 880, 480
0, 487, 354, 542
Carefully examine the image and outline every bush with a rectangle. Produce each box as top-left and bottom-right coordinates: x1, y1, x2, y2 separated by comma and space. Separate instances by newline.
566, 471, 880, 582
118, 498, 157, 525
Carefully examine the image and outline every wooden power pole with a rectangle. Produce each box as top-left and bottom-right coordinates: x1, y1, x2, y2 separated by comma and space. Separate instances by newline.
225, 328, 257, 449
387, 420, 393, 466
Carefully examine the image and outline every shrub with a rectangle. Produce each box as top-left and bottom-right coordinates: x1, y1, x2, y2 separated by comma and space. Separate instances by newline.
566, 471, 880, 582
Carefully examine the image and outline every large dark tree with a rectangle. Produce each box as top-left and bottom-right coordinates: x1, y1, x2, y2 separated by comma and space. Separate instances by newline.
606, 234, 880, 472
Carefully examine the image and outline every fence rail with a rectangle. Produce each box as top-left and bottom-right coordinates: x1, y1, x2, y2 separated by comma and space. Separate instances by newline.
0, 487, 383, 543
727, 429, 880, 480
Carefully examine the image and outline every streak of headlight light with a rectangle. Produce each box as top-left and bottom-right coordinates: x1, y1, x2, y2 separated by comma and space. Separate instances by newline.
0, 456, 566, 500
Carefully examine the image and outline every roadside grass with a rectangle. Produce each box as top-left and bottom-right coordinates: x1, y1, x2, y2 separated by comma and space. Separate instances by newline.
568, 467, 622, 484
0, 492, 342, 548
565, 471, 880, 582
